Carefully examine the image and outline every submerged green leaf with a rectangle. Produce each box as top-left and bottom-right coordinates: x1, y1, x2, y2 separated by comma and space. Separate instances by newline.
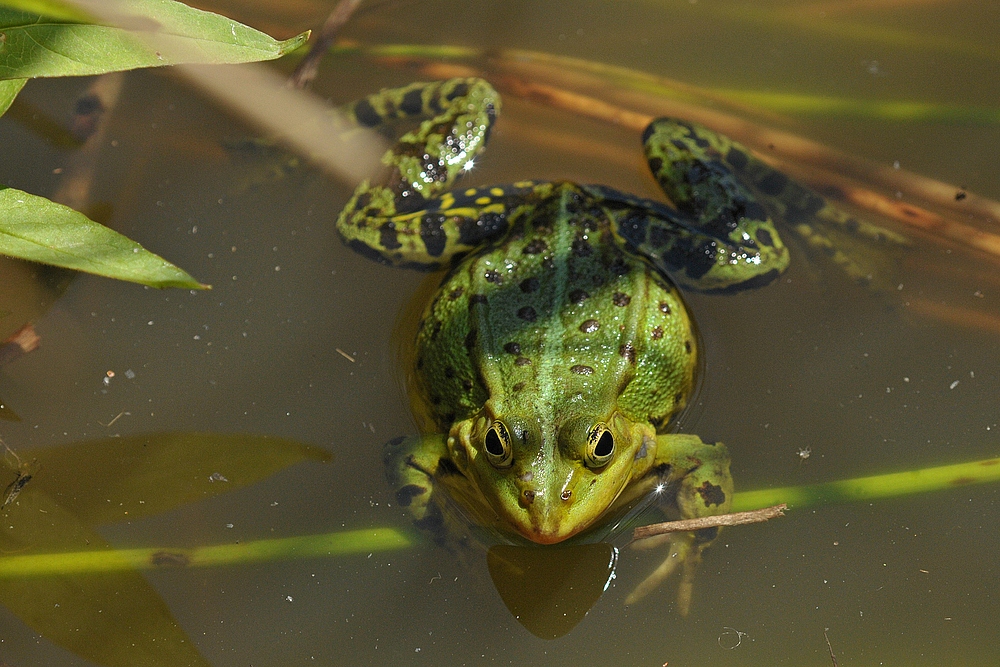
0, 0, 309, 80
16, 431, 332, 524
0, 489, 213, 667
0, 431, 330, 667
0, 77, 25, 115
0, 187, 208, 288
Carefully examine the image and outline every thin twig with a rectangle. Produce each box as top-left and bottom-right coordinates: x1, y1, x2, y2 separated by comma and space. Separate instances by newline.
824, 629, 839, 667
632, 504, 787, 541
906, 298, 1000, 335
288, 0, 363, 90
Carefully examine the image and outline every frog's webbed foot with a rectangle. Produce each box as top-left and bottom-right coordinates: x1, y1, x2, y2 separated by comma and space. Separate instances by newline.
625, 434, 732, 614
788, 206, 910, 292
625, 531, 709, 614
633, 117, 908, 293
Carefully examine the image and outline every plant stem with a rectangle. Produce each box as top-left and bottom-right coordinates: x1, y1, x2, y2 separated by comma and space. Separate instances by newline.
731, 456, 1000, 512
2, 457, 998, 575
0, 528, 411, 578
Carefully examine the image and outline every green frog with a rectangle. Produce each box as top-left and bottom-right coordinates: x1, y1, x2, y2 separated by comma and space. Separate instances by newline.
336, 78, 897, 609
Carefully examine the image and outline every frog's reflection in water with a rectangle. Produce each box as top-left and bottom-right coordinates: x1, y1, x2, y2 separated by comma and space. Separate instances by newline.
487, 543, 617, 639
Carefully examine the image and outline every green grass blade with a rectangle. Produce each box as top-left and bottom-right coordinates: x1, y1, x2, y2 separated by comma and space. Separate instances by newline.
732, 457, 1000, 512
0, 186, 208, 288
708, 89, 1000, 123
0, 0, 309, 80
0, 528, 413, 577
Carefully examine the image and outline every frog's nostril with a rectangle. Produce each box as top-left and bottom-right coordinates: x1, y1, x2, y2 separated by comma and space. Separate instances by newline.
560, 489, 572, 501
522, 489, 536, 503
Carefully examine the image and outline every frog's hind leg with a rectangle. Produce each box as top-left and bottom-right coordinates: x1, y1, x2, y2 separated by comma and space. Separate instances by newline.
644, 119, 907, 290
718, 137, 909, 289
629, 118, 791, 292
337, 79, 520, 268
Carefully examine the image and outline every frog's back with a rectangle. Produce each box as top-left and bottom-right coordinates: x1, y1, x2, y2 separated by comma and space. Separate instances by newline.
414, 182, 698, 431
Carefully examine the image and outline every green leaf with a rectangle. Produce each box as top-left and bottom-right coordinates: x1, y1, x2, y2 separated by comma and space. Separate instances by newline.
0, 186, 208, 288
18, 431, 332, 524
0, 0, 90, 22
0, 431, 330, 667
0, 77, 24, 115
0, 0, 309, 80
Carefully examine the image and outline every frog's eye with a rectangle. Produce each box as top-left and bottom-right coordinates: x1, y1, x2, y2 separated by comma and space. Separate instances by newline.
484, 420, 514, 468
585, 423, 615, 468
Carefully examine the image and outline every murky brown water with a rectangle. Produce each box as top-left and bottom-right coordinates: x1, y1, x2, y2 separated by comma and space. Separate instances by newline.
1, 0, 998, 665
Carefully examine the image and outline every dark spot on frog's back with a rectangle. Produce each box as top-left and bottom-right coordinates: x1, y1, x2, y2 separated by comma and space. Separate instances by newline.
696, 481, 726, 507
449, 286, 464, 300
755, 228, 774, 247
569, 289, 589, 305
520, 277, 540, 293
459, 212, 508, 246
515, 357, 532, 366
446, 81, 469, 100
616, 212, 647, 248
725, 146, 749, 171
353, 99, 381, 127
395, 484, 427, 507
420, 214, 447, 257
619, 343, 636, 363
503, 341, 521, 354
484, 269, 502, 284
612, 292, 631, 307
741, 200, 768, 223
572, 236, 592, 257
784, 192, 826, 224
379, 222, 402, 250
571, 365, 594, 375
522, 238, 547, 255
659, 301, 671, 315
468, 294, 488, 309
400, 88, 424, 116
579, 319, 600, 333
517, 306, 537, 322
756, 170, 789, 197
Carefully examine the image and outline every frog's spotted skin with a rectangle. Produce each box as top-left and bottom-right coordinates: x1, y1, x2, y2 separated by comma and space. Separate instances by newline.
337, 78, 898, 609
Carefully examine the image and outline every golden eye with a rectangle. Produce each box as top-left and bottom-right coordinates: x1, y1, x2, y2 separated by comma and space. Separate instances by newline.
585, 423, 615, 468
484, 420, 513, 468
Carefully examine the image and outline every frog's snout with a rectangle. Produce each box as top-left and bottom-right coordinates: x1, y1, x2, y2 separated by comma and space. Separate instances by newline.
513, 487, 581, 545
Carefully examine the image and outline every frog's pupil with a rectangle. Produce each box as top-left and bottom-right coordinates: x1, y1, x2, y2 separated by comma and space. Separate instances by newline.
485, 428, 505, 456
594, 431, 614, 458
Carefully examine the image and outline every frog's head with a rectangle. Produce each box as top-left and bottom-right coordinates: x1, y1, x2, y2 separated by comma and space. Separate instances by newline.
449, 407, 653, 544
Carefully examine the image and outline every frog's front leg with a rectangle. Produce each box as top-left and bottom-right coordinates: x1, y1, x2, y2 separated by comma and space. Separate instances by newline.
384, 433, 489, 550
626, 434, 732, 614
384, 434, 453, 544
337, 78, 524, 267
